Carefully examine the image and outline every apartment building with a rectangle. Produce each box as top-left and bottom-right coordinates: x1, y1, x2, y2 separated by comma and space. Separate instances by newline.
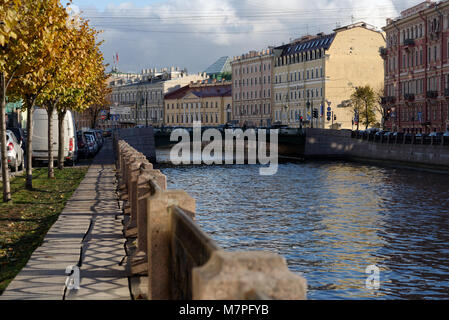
381, 0, 449, 133
108, 68, 208, 127
164, 80, 232, 127
231, 49, 274, 127
273, 22, 385, 129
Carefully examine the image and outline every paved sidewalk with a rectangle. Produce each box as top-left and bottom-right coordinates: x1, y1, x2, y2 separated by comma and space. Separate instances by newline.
0, 139, 130, 300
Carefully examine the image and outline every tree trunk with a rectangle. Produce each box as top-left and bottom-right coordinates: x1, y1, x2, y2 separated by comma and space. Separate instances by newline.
57, 109, 66, 170
0, 72, 11, 202
25, 97, 34, 190
47, 103, 55, 178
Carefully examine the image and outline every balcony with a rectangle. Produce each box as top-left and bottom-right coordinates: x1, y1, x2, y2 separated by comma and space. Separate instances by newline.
403, 38, 415, 46
404, 93, 415, 101
381, 96, 396, 104
426, 91, 438, 99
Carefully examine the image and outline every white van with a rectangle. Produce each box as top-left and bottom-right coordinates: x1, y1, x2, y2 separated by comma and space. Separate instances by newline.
32, 108, 78, 165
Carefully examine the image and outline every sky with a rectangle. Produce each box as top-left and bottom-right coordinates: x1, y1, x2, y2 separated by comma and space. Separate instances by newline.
67, 0, 420, 74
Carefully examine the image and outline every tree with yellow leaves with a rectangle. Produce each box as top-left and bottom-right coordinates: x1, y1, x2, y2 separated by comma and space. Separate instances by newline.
56, 20, 108, 170
0, 0, 21, 201
3, 0, 72, 190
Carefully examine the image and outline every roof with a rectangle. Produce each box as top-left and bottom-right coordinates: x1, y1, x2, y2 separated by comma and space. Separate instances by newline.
275, 33, 336, 56
203, 56, 232, 75
165, 83, 232, 100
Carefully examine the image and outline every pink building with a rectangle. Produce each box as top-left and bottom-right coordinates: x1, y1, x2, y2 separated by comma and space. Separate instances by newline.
382, 0, 449, 133
231, 49, 274, 127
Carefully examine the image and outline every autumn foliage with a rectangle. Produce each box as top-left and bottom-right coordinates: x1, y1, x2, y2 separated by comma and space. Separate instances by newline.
0, 0, 107, 200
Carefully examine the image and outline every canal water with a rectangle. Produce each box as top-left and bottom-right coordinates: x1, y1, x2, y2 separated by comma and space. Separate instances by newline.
156, 150, 449, 299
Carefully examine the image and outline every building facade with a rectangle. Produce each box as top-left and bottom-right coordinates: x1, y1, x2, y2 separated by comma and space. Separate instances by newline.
273, 22, 385, 129
108, 68, 208, 127
231, 49, 274, 127
164, 80, 232, 127
381, 0, 449, 133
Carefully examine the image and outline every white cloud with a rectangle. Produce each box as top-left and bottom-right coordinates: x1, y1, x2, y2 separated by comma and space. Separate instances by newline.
76, 0, 419, 73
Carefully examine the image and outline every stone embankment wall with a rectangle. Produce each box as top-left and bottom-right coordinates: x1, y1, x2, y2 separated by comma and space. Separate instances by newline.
114, 135, 307, 300
115, 127, 156, 163
304, 128, 449, 171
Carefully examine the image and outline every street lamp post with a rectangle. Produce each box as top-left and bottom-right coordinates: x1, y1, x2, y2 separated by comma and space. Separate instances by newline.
283, 105, 288, 126
306, 100, 311, 128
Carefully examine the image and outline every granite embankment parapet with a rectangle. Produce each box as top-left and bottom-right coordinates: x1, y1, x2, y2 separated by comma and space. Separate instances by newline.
114, 135, 308, 300
304, 128, 449, 171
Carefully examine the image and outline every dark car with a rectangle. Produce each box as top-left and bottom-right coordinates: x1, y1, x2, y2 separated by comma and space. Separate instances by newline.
94, 130, 104, 147
429, 131, 443, 144
414, 132, 427, 144
7, 127, 26, 154
83, 130, 101, 149
392, 131, 404, 142
104, 128, 112, 137
76, 131, 89, 159
83, 132, 98, 156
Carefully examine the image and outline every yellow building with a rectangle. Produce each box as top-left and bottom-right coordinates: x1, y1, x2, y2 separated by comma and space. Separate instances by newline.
164, 80, 232, 127
273, 22, 385, 129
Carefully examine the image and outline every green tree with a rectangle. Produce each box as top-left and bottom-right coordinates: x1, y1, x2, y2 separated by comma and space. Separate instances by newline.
349, 85, 377, 130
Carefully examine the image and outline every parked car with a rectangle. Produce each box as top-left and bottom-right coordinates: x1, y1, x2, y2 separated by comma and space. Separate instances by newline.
7, 127, 26, 154
104, 128, 113, 137
429, 131, 443, 144
32, 108, 78, 166
84, 130, 102, 151
392, 132, 404, 141
415, 132, 427, 143
0, 130, 25, 171
375, 130, 389, 137
94, 130, 104, 147
83, 133, 98, 156
76, 131, 89, 159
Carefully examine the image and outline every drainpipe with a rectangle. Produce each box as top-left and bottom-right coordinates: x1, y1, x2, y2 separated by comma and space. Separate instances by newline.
392, 20, 401, 131
435, 3, 445, 131
419, 11, 428, 132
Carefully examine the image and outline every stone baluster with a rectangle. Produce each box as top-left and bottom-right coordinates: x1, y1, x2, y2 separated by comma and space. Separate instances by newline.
146, 190, 195, 300
192, 251, 307, 300
130, 164, 167, 275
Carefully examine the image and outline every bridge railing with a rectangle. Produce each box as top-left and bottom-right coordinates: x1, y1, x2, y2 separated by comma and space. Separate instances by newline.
113, 135, 307, 300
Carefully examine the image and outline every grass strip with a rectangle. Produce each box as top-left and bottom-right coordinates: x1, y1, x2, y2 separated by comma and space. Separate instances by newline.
0, 167, 88, 295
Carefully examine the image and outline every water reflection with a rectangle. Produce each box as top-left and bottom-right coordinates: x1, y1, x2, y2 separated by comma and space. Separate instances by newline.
158, 158, 449, 299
